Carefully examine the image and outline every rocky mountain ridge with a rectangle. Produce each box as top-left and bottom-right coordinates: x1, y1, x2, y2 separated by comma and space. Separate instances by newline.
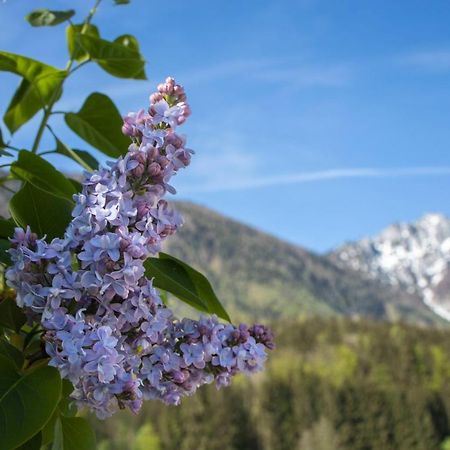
331, 213, 450, 321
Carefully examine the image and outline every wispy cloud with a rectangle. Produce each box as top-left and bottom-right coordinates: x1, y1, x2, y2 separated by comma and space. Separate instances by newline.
181, 58, 354, 88
179, 167, 450, 194
398, 50, 450, 71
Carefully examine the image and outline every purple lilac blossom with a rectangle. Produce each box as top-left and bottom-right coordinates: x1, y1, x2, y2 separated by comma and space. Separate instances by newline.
6, 78, 274, 419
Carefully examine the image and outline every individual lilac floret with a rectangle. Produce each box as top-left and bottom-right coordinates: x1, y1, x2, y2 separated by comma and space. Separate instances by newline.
5, 78, 273, 419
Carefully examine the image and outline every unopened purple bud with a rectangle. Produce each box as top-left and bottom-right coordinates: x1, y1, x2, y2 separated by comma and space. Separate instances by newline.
147, 162, 161, 177
132, 164, 145, 178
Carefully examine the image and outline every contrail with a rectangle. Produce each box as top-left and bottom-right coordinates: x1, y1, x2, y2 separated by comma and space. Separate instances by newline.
180, 166, 450, 194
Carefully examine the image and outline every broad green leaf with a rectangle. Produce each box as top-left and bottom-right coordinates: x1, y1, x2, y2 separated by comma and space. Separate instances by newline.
9, 183, 73, 240
78, 33, 146, 79
144, 253, 231, 321
65, 93, 130, 157
0, 239, 11, 265
66, 24, 100, 62
114, 0, 131, 4
0, 217, 15, 239
55, 138, 98, 171
0, 358, 62, 450
11, 150, 77, 200
52, 416, 96, 450
26, 9, 75, 27
0, 127, 5, 148
0, 297, 26, 331
16, 432, 42, 450
0, 52, 66, 133
114, 34, 140, 52
0, 340, 23, 369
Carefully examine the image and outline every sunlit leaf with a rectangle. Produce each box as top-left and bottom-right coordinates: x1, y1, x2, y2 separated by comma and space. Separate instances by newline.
9, 183, 73, 240
26, 9, 75, 27
54, 137, 98, 171
66, 24, 100, 62
78, 33, 146, 79
11, 150, 77, 200
65, 93, 130, 157
0, 358, 61, 450
144, 252, 231, 321
0, 52, 66, 133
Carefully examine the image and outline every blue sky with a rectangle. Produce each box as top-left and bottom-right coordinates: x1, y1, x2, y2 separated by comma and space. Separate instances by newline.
1, 0, 450, 252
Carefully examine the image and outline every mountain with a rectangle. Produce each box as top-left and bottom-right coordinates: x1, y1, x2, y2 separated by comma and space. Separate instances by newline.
331, 213, 450, 322
166, 202, 440, 324
0, 183, 442, 324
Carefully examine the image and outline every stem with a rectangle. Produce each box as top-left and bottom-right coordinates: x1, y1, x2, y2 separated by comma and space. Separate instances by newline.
30, 0, 103, 154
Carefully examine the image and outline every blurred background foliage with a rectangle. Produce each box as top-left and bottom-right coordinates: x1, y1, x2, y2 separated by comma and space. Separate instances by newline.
93, 317, 450, 450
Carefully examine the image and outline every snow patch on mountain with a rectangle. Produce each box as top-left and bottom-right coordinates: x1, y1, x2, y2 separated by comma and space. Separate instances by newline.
332, 213, 450, 321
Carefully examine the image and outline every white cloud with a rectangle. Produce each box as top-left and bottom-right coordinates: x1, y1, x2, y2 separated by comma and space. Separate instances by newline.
398, 50, 450, 71
179, 166, 450, 194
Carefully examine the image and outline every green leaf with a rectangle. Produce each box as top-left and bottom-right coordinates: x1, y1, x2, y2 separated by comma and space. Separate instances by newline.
0, 127, 5, 149
0, 297, 26, 332
0, 357, 62, 450
0, 217, 15, 239
0, 52, 66, 133
65, 93, 130, 157
114, 0, 131, 4
0, 340, 23, 369
144, 252, 231, 321
9, 183, 73, 240
11, 150, 77, 200
78, 33, 146, 79
16, 432, 42, 450
0, 239, 11, 265
55, 138, 98, 171
52, 416, 96, 450
66, 24, 100, 62
26, 9, 75, 27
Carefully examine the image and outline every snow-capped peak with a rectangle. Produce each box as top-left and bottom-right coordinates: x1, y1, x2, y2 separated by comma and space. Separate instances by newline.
332, 213, 450, 321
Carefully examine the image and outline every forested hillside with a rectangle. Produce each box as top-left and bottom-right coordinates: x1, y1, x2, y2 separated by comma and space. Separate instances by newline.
166, 202, 441, 324
93, 317, 450, 450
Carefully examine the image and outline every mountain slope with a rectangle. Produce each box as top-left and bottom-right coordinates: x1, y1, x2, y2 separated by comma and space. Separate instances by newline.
0, 184, 441, 324
166, 202, 440, 324
331, 213, 450, 322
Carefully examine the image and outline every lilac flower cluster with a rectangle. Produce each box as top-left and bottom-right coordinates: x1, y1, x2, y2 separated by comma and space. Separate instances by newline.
6, 78, 274, 419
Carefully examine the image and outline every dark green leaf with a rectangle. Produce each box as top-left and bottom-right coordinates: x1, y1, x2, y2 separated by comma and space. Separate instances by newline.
0, 339, 23, 369
16, 432, 42, 450
0, 358, 62, 450
144, 253, 231, 321
26, 9, 75, 27
0, 297, 26, 331
0, 239, 11, 265
11, 150, 77, 200
0, 217, 15, 239
0, 127, 5, 149
52, 416, 96, 450
66, 24, 100, 62
9, 183, 73, 240
78, 33, 146, 79
65, 93, 130, 157
0, 52, 66, 133
114, 0, 130, 4
55, 138, 98, 171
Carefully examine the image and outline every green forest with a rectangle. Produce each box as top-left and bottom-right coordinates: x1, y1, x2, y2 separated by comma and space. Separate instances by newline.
93, 317, 450, 450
